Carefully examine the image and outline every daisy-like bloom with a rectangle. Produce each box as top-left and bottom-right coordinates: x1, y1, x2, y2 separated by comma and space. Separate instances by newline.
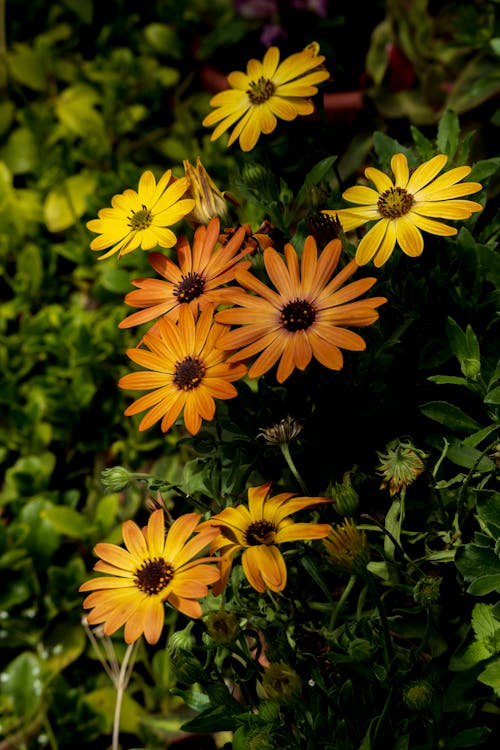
118, 303, 246, 435
322, 153, 483, 267
215, 236, 387, 383
119, 218, 250, 330
202, 44, 330, 152
87, 169, 195, 261
79, 509, 220, 644
198, 482, 331, 594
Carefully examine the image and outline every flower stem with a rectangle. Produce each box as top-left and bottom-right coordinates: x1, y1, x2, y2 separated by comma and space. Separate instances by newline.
363, 571, 393, 673
329, 574, 357, 631
280, 443, 309, 494
112, 642, 137, 750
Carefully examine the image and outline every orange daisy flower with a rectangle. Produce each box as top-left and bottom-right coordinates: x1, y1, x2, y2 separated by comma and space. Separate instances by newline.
79, 510, 220, 644
118, 303, 246, 435
215, 236, 387, 383
119, 218, 250, 330
198, 482, 331, 594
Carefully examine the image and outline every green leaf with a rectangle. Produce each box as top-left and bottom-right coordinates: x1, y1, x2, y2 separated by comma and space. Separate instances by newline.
20, 498, 61, 565
420, 401, 481, 432
484, 385, 500, 405
455, 544, 500, 595
478, 658, 500, 697
0, 652, 44, 717
83, 687, 145, 734
436, 109, 460, 160
42, 623, 86, 678
445, 317, 469, 361
55, 84, 104, 137
43, 170, 97, 232
471, 603, 499, 640
446, 726, 491, 748
42, 505, 94, 538
7, 43, 47, 91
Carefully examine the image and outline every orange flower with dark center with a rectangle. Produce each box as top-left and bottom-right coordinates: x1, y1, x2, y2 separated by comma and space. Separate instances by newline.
198, 482, 331, 593
79, 510, 220, 644
118, 304, 246, 435
215, 236, 387, 383
119, 217, 250, 330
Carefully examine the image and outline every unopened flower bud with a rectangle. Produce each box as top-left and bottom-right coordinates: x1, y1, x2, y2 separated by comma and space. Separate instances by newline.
258, 699, 281, 722
323, 518, 370, 574
460, 357, 481, 381
403, 679, 434, 711
241, 161, 268, 191
100, 466, 131, 492
183, 156, 230, 225
413, 576, 442, 607
167, 621, 196, 656
328, 471, 359, 516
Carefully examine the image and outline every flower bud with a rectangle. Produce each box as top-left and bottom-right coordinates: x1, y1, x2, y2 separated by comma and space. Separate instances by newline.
241, 161, 268, 191
413, 576, 442, 607
183, 156, 230, 225
328, 471, 359, 516
403, 679, 434, 711
100, 466, 131, 492
377, 440, 427, 496
167, 621, 196, 656
460, 357, 481, 381
323, 518, 370, 574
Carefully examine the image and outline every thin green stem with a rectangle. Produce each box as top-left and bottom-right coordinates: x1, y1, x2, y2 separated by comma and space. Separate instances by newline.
329, 574, 357, 631
363, 572, 393, 673
280, 443, 309, 494
0, 0, 5, 56
112, 642, 137, 750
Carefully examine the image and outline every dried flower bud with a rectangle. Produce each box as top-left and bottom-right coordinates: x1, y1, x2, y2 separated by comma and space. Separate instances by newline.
257, 415, 303, 446
262, 662, 302, 704
377, 440, 427, 496
205, 609, 239, 645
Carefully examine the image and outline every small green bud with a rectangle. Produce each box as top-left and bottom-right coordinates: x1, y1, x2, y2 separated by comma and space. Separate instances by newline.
347, 638, 372, 662
241, 161, 268, 191
328, 471, 359, 516
205, 609, 239, 645
100, 466, 131, 492
167, 621, 196, 656
403, 679, 434, 711
413, 576, 442, 607
460, 357, 481, 381
170, 649, 205, 684
246, 727, 274, 750
279, 181, 294, 206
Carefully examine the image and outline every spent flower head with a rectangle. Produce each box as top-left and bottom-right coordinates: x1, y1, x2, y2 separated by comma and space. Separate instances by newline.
257, 415, 303, 446
377, 439, 427, 496
182, 156, 231, 226
262, 662, 302, 704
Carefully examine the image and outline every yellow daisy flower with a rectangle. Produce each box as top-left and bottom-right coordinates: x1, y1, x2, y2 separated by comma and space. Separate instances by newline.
86, 169, 195, 260
118, 303, 247, 435
118, 217, 250, 330
322, 153, 483, 267
215, 236, 387, 383
202, 45, 330, 152
198, 482, 331, 594
79, 510, 220, 644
